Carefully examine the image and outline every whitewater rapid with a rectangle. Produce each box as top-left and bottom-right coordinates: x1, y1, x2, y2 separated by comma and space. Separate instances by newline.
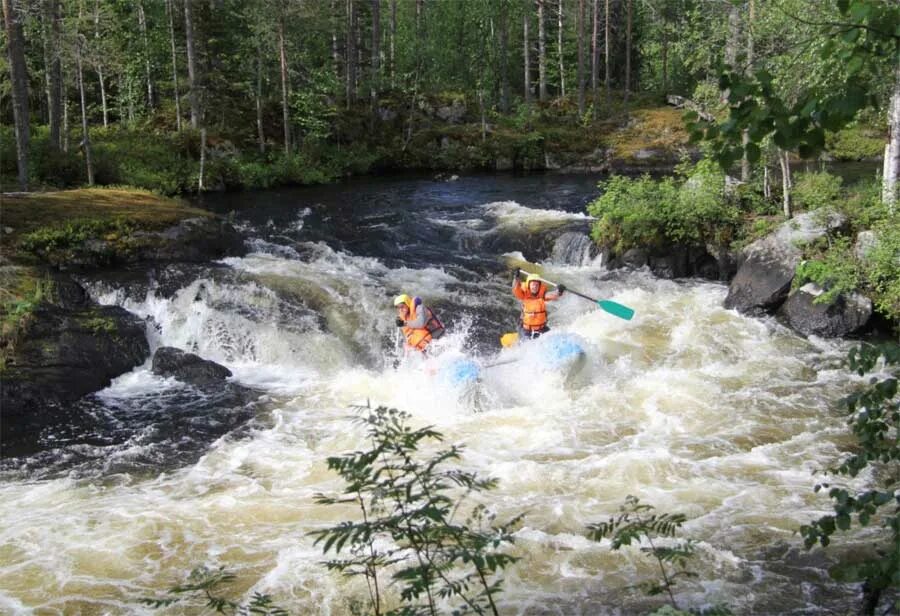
0, 187, 869, 615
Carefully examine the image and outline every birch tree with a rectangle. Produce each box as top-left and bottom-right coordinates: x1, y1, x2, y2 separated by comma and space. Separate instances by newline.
3, 0, 30, 190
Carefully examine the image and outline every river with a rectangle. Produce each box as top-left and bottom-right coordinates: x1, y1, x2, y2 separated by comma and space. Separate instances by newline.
0, 174, 872, 614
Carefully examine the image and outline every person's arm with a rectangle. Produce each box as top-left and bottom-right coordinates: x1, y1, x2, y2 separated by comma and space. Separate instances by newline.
405, 302, 428, 328
545, 284, 566, 301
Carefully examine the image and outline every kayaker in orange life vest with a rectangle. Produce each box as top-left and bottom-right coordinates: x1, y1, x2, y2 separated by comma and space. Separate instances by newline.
394, 294, 446, 352
512, 269, 565, 340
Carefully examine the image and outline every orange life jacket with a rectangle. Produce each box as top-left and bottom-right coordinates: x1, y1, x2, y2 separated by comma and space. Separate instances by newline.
401, 301, 445, 351
514, 282, 549, 331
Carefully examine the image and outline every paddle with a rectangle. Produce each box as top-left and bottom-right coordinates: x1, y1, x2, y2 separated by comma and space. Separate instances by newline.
519, 269, 635, 321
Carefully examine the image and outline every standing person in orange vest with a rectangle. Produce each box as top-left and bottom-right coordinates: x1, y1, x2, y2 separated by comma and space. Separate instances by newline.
512, 269, 565, 340
394, 294, 446, 353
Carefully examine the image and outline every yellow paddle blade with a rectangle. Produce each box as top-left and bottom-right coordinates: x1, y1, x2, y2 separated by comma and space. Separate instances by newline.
500, 332, 519, 348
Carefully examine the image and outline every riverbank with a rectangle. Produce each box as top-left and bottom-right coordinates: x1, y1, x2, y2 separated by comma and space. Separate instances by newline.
3, 95, 884, 196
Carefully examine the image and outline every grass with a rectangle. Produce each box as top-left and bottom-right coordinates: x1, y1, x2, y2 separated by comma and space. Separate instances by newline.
0, 266, 52, 371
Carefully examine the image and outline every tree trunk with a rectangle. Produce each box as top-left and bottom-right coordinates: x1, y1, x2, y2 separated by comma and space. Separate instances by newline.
661, 12, 668, 93
591, 0, 598, 117
75, 34, 94, 185
137, 0, 154, 110
557, 0, 565, 97
278, 4, 291, 153
43, 0, 62, 151
604, 0, 609, 104
345, 0, 356, 106
166, 0, 181, 131
624, 0, 631, 105
256, 39, 265, 153
779, 149, 792, 218
576, 0, 585, 115
2, 0, 30, 190
523, 11, 531, 103
741, 0, 755, 182
198, 127, 207, 191
882, 58, 900, 213
499, 0, 510, 113
722, 3, 740, 103
184, 0, 200, 129
63, 66, 69, 152
371, 0, 380, 109
92, 0, 108, 127
390, 0, 396, 87
537, 0, 547, 101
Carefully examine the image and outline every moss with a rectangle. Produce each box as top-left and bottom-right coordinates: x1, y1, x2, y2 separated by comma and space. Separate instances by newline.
2, 188, 212, 263
78, 314, 118, 334
606, 107, 691, 161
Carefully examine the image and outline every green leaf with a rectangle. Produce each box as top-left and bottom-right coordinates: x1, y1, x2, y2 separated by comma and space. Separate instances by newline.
746, 142, 761, 163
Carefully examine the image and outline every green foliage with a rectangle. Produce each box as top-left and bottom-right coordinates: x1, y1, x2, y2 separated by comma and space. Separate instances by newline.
860, 221, 900, 321
291, 67, 340, 144
792, 172, 844, 211
140, 566, 287, 615
686, 0, 899, 169
800, 343, 900, 614
826, 125, 886, 161
587, 496, 699, 611
311, 406, 521, 616
19, 218, 136, 254
794, 238, 861, 305
587, 159, 740, 252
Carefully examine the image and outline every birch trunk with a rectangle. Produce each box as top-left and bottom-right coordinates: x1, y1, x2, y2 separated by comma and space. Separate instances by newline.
557, 0, 565, 97
741, 0, 755, 182
44, 0, 63, 150
346, 0, 356, 106
256, 39, 265, 153
184, 0, 200, 129
138, 0, 154, 110
577, 0, 585, 116
390, 0, 396, 87
591, 0, 598, 117
91, 0, 108, 126
604, 0, 609, 104
882, 58, 900, 212
499, 0, 510, 113
75, 34, 94, 185
278, 5, 291, 153
166, 0, 181, 131
199, 127, 207, 191
779, 149, 792, 218
3, 0, 30, 190
371, 0, 380, 108
523, 11, 531, 103
537, 0, 546, 101
624, 0, 631, 105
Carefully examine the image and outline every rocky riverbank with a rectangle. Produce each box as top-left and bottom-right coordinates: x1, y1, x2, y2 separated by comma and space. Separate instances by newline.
0, 189, 247, 449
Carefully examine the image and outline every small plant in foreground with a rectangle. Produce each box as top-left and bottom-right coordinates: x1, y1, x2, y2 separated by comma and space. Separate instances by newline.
139, 566, 287, 615
587, 495, 702, 612
311, 405, 522, 616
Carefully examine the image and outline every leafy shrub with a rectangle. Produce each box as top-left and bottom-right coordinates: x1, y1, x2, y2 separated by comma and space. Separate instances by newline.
793, 238, 861, 305
792, 171, 843, 211
826, 124, 885, 161
588, 159, 740, 252
861, 221, 900, 321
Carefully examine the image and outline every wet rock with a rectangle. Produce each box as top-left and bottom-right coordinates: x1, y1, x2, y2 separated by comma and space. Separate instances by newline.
1, 303, 149, 417
724, 211, 847, 315
621, 247, 649, 268
551, 232, 597, 266
779, 283, 872, 337
151, 346, 232, 385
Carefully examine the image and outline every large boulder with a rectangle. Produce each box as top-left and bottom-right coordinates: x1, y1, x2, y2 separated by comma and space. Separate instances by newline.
724, 211, 846, 315
1, 303, 149, 415
151, 346, 232, 385
779, 283, 872, 337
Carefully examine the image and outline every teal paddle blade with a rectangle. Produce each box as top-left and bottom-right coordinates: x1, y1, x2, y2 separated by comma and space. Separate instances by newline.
597, 299, 634, 320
